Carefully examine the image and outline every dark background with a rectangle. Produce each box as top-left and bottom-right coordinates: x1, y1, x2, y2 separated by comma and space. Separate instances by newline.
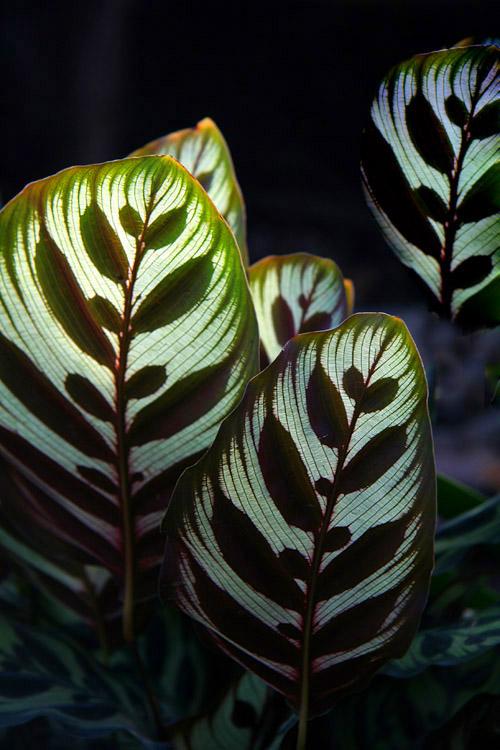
1, 0, 499, 491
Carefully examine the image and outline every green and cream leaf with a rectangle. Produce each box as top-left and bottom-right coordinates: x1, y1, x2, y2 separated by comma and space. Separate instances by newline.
131, 118, 248, 265
361, 44, 499, 326
249, 253, 351, 364
162, 313, 436, 719
0, 156, 258, 640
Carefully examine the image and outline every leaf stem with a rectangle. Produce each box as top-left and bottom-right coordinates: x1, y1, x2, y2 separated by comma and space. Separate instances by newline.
297, 342, 387, 739
296, 692, 309, 750
115, 220, 150, 643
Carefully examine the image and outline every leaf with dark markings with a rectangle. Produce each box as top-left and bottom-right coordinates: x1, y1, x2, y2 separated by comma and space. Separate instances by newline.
307, 361, 349, 449
0, 156, 258, 641
172, 671, 293, 750
125, 366, 167, 400
130, 117, 248, 265
162, 313, 435, 719
0, 606, 168, 746
249, 253, 350, 362
131, 253, 215, 334
406, 91, 455, 175
362, 44, 500, 326
385, 606, 500, 678
88, 296, 122, 333
445, 95, 468, 127
80, 201, 129, 282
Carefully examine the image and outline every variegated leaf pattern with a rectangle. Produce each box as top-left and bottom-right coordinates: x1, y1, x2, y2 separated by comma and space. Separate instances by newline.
131, 117, 248, 265
0, 611, 162, 747
0, 156, 258, 640
162, 313, 436, 719
361, 44, 500, 326
385, 606, 500, 678
0, 458, 122, 640
173, 671, 293, 750
249, 253, 352, 365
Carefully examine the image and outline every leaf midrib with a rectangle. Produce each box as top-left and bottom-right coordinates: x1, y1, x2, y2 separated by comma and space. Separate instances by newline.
298, 340, 388, 718
440, 61, 496, 316
114, 198, 157, 643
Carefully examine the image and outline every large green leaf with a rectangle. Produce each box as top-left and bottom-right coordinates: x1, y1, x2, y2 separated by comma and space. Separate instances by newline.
361, 44, 499, 327
0, 156, 258, 640
249, 253, 352, 364
162, 313, 436, 721
131, 118, 248, 265
385, 606, 500, 677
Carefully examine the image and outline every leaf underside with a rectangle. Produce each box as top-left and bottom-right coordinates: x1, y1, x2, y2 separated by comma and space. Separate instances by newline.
0, 156, 258, 637
131, 117, 249, 266
361, 44, 499, 326
162, 313, 436, 717
249, 253, 351, 364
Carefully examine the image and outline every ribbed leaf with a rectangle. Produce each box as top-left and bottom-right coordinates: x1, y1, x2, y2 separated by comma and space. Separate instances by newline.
162, 313, 436, 718
249, 253, 351, 364
173, 671, 293, 750
361, 44, 499, 326
0, 156, 258, 640
131, 118, 248, 265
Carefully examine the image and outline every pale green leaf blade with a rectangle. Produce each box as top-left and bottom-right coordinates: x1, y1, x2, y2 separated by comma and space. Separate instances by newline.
131, 118, 249, 265
162, 313, 436, 717
249, 253, 350, 363
361, 45, 500, 327
0, 155, 259, 639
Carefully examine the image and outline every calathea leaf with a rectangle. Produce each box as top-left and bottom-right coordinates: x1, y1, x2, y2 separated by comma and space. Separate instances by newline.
0, 612, 162, 747
0, 458, 123, 641
437, 473, 485, 519
162, 313, 436, 719
385, 605, 500, 677
172, 671, 293, 750
330, 650, 500, 750
434, 493, 500, 575
249, 253, 352, 364
0, 156, 258, 641
130, 118, 249, 265
361, 44, 500, 327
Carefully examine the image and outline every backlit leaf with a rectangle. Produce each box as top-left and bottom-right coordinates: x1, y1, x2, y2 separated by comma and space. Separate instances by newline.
131, 118, 248, 265
162, 313, 436, 718
249, 253, 351, 363
0, 156, 258, 641
361, 44, 500, 327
